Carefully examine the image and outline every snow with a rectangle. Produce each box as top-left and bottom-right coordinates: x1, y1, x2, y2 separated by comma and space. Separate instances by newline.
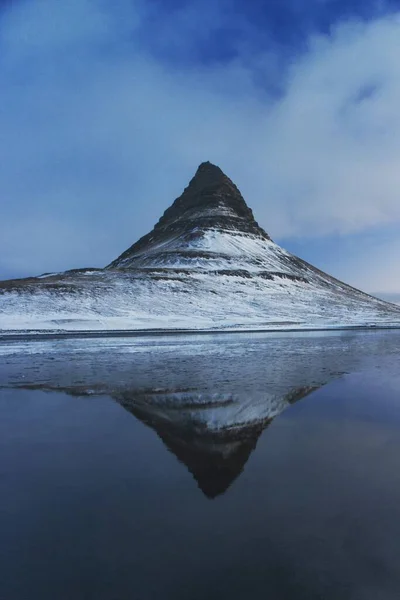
115, 229, 289, 272
37, 272, 59, 279
1, 228, 399, 334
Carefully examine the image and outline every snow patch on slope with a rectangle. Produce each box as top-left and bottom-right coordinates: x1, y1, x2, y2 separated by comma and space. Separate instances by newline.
1, 263, 399, 332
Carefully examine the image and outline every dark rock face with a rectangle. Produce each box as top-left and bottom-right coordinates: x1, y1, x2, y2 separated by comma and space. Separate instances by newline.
108, 161, 270, 268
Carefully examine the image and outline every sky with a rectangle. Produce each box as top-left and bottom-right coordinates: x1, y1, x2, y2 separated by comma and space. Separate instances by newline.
1, 0, 400, 297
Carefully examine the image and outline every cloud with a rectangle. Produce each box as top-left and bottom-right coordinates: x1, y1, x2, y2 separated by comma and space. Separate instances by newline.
0, 0, 400, 293
261, 16, 400, 237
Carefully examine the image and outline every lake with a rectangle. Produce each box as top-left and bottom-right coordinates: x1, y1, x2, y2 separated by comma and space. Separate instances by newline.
1, 330, 400, 600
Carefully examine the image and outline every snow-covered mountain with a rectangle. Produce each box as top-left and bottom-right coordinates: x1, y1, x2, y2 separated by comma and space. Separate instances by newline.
1, 161, 399, 332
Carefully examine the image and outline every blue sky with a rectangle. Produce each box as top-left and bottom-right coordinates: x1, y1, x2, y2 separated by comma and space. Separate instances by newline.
1, 0, 400, 296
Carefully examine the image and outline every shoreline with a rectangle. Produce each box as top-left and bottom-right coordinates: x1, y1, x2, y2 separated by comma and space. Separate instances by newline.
1, 324, 400, 342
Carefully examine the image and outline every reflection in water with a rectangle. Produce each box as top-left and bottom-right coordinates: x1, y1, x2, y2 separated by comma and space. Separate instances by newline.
2, 331, 400, 600
1, 331, 376, 497
118, 386, 320, 497
2, 331, 398, 496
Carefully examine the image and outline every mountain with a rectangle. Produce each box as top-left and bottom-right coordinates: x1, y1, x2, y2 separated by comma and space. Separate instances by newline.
1, 161, 399, 333
108, 161, 272, 270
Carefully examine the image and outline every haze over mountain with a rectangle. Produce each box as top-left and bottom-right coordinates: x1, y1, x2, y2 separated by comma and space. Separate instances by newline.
0, 162, 399, 333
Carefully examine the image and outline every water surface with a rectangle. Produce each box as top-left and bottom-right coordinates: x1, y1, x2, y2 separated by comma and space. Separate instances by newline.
1, 331, 400, 599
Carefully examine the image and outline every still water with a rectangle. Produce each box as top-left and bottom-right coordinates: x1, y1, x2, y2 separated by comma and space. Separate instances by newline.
1, 330, 400, 600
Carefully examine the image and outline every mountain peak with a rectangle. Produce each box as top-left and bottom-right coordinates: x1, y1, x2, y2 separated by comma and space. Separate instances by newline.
192, 160, 226, 181
183, 161, 236, 198
175, 161, 232, 203
109, 162, 271, 268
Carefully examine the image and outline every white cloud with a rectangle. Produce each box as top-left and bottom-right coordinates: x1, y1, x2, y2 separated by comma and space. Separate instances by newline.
0, 0, 399, 292
258, 16, 400, 237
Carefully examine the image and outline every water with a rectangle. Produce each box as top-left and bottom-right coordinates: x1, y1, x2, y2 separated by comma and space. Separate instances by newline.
1, 330, 400, 600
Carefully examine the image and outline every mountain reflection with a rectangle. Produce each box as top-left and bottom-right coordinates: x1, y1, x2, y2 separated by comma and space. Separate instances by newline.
118, 386, 320, 498
3, 332, 377, 497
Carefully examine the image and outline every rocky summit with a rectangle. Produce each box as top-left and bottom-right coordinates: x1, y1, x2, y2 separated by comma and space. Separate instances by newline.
1, 162, 400, 333
109, 161, 270, 269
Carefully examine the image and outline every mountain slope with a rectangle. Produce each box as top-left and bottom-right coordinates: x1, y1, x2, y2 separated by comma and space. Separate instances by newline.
0, 161, 399, 333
